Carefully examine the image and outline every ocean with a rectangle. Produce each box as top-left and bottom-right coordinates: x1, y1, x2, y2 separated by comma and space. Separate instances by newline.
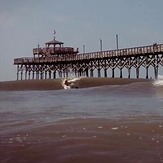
0, 78, 163, 163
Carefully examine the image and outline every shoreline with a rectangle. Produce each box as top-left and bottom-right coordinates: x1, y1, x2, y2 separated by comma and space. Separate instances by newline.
0, 77, 150, 91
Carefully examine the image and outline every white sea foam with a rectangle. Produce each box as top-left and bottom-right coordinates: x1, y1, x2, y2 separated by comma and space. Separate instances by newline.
154, 75, 163, 86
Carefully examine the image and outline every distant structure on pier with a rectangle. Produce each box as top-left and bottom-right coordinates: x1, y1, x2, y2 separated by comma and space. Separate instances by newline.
14, 32, 163, 80
33, 30, 79, 60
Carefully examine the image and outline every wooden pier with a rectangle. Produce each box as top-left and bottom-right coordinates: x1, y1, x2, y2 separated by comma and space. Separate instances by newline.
14, 34, 163, 80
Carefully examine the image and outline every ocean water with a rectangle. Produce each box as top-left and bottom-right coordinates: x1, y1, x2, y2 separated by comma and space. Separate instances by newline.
0, 79, 163, 163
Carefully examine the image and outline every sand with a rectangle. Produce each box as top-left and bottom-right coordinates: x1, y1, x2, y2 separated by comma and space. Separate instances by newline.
0, 77, 150, 91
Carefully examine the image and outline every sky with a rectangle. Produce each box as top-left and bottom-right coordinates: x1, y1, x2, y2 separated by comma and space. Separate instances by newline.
0, 0, 163, 81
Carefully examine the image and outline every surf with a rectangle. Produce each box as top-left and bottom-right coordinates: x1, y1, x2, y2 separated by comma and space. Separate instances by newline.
154, 75, 163, 86
61, 76, 86, 89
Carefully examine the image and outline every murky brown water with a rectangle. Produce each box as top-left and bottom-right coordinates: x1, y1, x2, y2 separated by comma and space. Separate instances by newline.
0, 80, 163, 163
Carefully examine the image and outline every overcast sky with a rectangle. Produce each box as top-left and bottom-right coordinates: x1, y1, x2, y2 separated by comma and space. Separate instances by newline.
0, 0, 163, 81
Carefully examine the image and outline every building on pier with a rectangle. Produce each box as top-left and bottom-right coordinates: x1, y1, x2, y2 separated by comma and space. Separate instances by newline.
33, 34, 78, 59
14, 32, 163, 80
14, 32, 79, 80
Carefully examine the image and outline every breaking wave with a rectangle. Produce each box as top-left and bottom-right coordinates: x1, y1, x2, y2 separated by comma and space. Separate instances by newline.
154, 75, 163, 86
62, 76, 86, 89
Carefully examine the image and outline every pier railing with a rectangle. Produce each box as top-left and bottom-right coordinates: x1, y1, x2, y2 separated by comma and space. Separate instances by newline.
33, 47, 79, 55
14, 44, 163, 64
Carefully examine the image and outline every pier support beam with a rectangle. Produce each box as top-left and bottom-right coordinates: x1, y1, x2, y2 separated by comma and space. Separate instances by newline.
40, 71, 43, 80
85, 68, 89, 77
16, 65, 19, 80
128, 68, 131, 78
98, 68, 101, 77
53, 71, 56, 79
75, 70, 78, 77
120, 68, 123, 78
28, 71, 31, 80
112, 68, 115, 78
104, 68, 107, 77
36, 71, 39, 80
25, 71, 27, 80
59, 71, 62, 78
32, 71, 35, 80
154, 66, 159, 79
21, 71, 23, 80
45, 71, 47, 79
17, 72, 19, 81
90, 69, 94, 77
78, 69, 82, 77
49, 71, 51, 79
136, 68, 140, 78
146, 67, 149, 79
66, 70, 69, 78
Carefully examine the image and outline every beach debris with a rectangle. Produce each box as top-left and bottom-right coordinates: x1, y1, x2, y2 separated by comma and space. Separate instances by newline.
111, 127, 118, 130
92, 135, 97, 138
83, 128, 86, 130
62, 135, 66, 138
158, 125, 162, 128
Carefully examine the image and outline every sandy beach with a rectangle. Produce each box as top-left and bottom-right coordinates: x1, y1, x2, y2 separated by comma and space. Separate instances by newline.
0, 77, 150, 91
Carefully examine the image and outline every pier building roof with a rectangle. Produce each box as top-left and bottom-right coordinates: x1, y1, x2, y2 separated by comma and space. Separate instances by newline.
45, 40, 64, 46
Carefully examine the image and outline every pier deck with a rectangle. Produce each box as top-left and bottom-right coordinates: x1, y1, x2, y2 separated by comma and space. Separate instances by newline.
14, 40, 163, 80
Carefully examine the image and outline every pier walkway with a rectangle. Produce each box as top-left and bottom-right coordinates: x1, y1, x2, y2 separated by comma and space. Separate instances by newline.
14, 42, 163, 80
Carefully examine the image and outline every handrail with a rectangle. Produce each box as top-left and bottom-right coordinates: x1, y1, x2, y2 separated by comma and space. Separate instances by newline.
33, 47, 79, 54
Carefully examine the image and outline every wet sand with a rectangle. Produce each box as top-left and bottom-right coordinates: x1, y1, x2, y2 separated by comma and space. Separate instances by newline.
0, 78, 150, 91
